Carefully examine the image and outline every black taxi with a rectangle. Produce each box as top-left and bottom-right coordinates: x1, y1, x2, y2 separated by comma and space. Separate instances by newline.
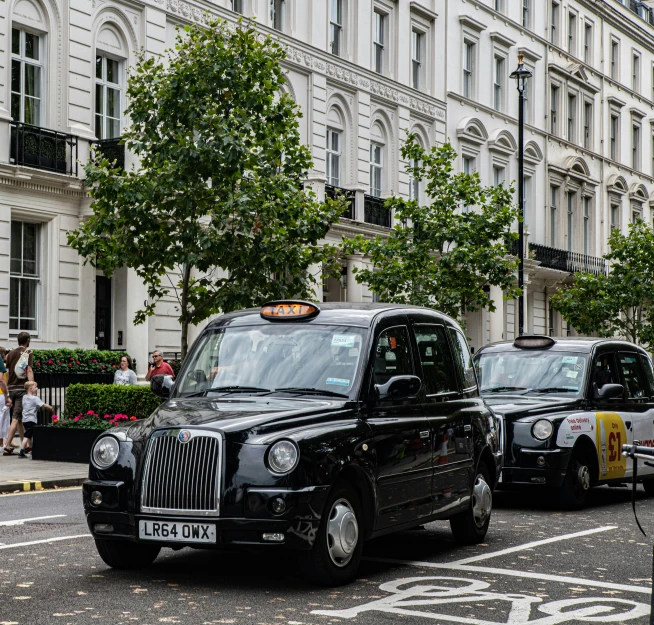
83, 302, 500, 585
474, 335, 654, 509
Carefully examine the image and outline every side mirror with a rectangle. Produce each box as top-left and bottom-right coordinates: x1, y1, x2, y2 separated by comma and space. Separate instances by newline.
596, 383, 624, 400
375, 375, 422, 401
151, 374, 174, 399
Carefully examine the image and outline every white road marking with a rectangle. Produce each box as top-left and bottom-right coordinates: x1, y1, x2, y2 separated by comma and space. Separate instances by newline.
451, 526, 618, 565
0, 514, 66, 526
0, 535, 91, 550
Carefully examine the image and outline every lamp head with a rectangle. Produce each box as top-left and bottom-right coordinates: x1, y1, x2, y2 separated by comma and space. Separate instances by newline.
510, 54, 533, 93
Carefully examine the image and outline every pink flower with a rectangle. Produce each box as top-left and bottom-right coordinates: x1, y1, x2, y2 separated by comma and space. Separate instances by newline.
36, 362, 41, 366
76, 360, 81, 365
70, 357, 74, 360
48, 359, 53, 365
93, 359, 97, 363
73, 416, 79, 422
87, 410, 94, 415
52, 417, 59, 424
112, 365, 116, 369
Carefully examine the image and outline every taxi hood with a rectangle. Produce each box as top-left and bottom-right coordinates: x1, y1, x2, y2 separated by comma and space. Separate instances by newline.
483, 394, 580, 419
126, 396, 354, 442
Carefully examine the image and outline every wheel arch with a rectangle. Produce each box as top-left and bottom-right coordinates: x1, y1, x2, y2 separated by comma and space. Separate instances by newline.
572, 434, 599, 485
477, 445, 497, 485
332, 463, 377, 540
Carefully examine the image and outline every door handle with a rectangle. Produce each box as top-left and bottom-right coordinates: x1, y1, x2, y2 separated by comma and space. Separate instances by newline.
464, 424, 472, 432
420, 431, 430, 439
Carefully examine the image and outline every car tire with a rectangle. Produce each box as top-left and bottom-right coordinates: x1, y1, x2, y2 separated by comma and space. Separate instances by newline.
642, 479, 654, 496
298, 482, 364, 586
560, 449, 592, 510
95, 539, 161, 570
449, 462, 493, 545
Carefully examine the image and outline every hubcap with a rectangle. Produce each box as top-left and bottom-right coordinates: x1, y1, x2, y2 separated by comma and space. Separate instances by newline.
472, 474, 492, 528
326, 498, 359, 567
577, 464, 591, 491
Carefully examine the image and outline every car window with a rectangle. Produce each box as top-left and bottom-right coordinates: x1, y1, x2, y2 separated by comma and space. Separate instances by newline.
639, 354, 654, 396
449, 329, 477, 389
414, 325, 457, 395
592, 353, 620, 391
619, 353, 648, 399
373, 326, 413, 386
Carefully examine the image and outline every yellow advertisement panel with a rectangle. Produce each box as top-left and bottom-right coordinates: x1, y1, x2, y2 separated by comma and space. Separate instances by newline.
595, 412, 628, 480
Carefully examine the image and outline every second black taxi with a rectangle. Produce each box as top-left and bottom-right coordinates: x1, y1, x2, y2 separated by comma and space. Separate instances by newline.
83, 301, 500, 585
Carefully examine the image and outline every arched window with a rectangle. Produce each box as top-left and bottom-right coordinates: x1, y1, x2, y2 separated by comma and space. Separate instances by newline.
409, 135, 424, 202
326, 106, 344, 187
95, 24, 127, 140
370, 121, 386, 197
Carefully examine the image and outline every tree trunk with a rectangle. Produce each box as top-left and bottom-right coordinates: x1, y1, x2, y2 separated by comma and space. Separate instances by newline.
180, 264, 192, 361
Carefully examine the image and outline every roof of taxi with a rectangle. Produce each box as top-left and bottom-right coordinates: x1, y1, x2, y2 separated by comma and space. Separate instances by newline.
207, 303, 457, 329
477, 336, 647, 354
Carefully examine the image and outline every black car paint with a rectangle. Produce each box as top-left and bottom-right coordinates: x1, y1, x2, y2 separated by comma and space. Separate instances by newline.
84, 305, 500, 551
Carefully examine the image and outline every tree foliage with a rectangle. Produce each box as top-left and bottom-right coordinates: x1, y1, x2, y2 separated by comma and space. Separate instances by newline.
550, 220, 654, 350
69, 19, 346, 358
342, 138, 520, 323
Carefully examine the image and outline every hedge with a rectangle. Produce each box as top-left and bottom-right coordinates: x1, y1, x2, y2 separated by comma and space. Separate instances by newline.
63, 384, 161, 420
32, 349, 132, 374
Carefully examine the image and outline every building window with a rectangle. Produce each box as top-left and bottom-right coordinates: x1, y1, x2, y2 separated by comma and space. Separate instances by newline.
584, 23, 592, 64
567, 192, 575, 252
493, 55, 504, 112
524, 176, 532, 225
463, 40, 474, 98
611, 40, 619, 80
632, 123, 641, 170
329, 0, 343, 56
567, 93, 576, 143
583, 197, 590, 255
11, 28, 42, 126
95, 55, 121, 140
373, 11, 386, 74
610, 114, 619, 160
611, 204, 620, 231
370, 143, 383, 197
493, 165, 505, 186
568, 12, 576, 56
632, 204, 642, 224
411, 30, 423, 90
550, 185, 558, 246
10, 220, 39, 333
494, 0, 504, 13
583, 101, 592, 150
523, 71, 531, 124
550, 85, 559, 135
409, 158, 420, 202
326, 129, 341, 187
230, 0, 244, 13
522, 0, 531, 28
651, 133, 654, 176
633, 53, 640, 92
462, 155, 474, 175
271, 0, 285, 31
551, 2, 559, 45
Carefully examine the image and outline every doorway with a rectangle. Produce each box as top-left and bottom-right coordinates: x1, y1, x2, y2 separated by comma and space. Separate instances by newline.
95, 276, 112, 350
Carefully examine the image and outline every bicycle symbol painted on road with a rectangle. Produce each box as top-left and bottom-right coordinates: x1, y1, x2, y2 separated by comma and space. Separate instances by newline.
312, 576, 650, 624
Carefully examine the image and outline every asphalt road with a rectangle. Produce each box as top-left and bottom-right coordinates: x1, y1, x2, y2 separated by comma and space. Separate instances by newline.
1, 484, 653, 625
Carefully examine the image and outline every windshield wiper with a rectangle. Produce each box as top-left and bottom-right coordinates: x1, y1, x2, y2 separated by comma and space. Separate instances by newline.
274, 387, 349, 398
529, 387, 577, 394
182, 386, 271, 397
483, 386, 527, 393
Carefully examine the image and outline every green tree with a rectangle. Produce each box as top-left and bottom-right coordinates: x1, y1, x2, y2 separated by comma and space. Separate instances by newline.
69, 19, 345, 359
550, 220, 654, 350
342, 138, 520, 323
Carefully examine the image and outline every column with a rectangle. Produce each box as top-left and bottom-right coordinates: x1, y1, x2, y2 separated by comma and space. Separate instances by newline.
489, 285, 504, 343
125, 268, 149, 379
522, 277, 530, 336
345, 255, 364, 303
78, 263, 96, 348
307, 262, 324, 303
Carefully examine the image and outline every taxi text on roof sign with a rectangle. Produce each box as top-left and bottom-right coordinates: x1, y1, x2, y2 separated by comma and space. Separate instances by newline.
260, 301, 320, 320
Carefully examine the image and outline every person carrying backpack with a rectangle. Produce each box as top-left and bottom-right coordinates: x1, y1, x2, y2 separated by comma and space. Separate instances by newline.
3, 332, 33, 456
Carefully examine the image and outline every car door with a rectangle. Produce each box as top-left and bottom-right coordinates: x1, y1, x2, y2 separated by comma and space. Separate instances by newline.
412, 323, 472, 512
366, 318, 433, 528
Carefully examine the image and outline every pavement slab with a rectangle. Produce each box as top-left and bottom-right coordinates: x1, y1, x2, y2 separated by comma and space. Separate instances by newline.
0, 455, 88, 493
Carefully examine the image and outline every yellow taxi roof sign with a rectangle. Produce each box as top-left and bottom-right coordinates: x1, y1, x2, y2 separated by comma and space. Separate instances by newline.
260, 301, 320, 321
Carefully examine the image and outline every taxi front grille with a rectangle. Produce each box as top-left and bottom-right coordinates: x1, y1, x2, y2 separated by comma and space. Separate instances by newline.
140, 430, 221, 516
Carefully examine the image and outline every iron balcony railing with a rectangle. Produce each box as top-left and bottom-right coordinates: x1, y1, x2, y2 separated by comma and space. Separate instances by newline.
364, 194, 391, 228
325, 184, 355, 220
528, 242, 607, 276
10, 121, 79, 176
94, 137, 125, 169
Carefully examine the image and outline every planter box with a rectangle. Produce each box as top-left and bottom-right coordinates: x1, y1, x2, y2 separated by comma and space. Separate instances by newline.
32, 426, 101, 463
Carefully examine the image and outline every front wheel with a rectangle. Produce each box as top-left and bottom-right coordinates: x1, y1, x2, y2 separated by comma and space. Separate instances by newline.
559, 450, 592, 510
95, 539, 161, 570
450, 462, 493, 545
298, 482, 364, 586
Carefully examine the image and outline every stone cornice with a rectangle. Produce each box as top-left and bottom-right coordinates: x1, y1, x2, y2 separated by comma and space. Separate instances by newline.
0, 166, 88, 198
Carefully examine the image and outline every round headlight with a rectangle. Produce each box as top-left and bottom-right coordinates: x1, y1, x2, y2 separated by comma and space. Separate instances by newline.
532, 419, 554, 441
268, 440, 299, 474
92, 436, 120, 469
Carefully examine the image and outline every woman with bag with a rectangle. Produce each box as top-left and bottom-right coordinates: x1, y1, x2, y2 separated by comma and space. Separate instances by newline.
3, 332, 32, 455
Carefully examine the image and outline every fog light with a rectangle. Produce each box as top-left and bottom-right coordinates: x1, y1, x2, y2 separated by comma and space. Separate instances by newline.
536, 456, 546, 467
262, 532, 285, 542
90, 490, 103, 506
271, 497, 286, 514
94, 523, 114, 533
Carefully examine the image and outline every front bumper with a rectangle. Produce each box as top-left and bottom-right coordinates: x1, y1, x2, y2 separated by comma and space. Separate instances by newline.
83, 480, 329, 551
501, 448, 572, 488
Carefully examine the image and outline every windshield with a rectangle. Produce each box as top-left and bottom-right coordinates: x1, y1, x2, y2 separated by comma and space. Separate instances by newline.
475, 350, 589, 397
176, 324, 367, 398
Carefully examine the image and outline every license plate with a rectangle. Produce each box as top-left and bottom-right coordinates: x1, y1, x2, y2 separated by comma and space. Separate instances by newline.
139, 520, 216, 544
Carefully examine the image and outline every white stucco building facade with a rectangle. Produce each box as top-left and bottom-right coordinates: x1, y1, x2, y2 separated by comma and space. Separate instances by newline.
0, 0, 653, 365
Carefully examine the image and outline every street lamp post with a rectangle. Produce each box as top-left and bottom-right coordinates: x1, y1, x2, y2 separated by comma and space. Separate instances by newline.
510, 55, 532, 338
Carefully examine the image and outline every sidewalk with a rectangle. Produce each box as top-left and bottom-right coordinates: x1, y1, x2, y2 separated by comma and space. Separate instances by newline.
0, 452, 88, 494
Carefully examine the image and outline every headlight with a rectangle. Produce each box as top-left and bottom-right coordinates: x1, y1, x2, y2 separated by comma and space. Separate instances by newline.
532, 419, 554, 441
92, 436, 120, 469
267, 440, 299, 474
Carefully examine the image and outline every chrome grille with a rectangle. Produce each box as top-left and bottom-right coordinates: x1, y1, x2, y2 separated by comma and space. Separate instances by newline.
141, 429, 221, 516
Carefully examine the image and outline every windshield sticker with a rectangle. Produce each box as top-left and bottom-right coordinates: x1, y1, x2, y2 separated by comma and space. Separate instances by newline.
331, 335, 357, 348
566, 370, 579, 379
622, 356, 637, 363
574, 363, 583, 371
562, 356, 578, 364
326, 378, 350, 387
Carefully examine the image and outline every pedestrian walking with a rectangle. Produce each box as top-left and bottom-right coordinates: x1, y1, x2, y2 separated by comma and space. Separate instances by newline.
0, 347, 11, 452
144, 350, 175, 382
3, 332, 33, 456
114, 355, 137, 385
19, 381, 54, 458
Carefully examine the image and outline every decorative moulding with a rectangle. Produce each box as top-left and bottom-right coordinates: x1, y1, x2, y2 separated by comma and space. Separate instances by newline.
410, 1, 438, 22
517, 47, 542, 63
459, 15, 487, 33
607, 95, 627, 109
489, 31, 516, 48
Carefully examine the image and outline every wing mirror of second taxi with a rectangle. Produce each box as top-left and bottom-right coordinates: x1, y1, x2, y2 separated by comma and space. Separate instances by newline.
375, 375, 422, 401
595, 383, 624, 400
150, 374, 174, 399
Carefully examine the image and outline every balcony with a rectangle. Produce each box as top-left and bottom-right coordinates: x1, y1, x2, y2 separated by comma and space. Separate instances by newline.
325, 184, 355, 219
528, 243, 607, 276
364, 194, 391, 228
94, 137, 125, 169
10, 121, 79, 176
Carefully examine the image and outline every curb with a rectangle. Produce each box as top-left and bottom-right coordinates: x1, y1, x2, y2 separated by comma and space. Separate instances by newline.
0, 476, 87, 494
